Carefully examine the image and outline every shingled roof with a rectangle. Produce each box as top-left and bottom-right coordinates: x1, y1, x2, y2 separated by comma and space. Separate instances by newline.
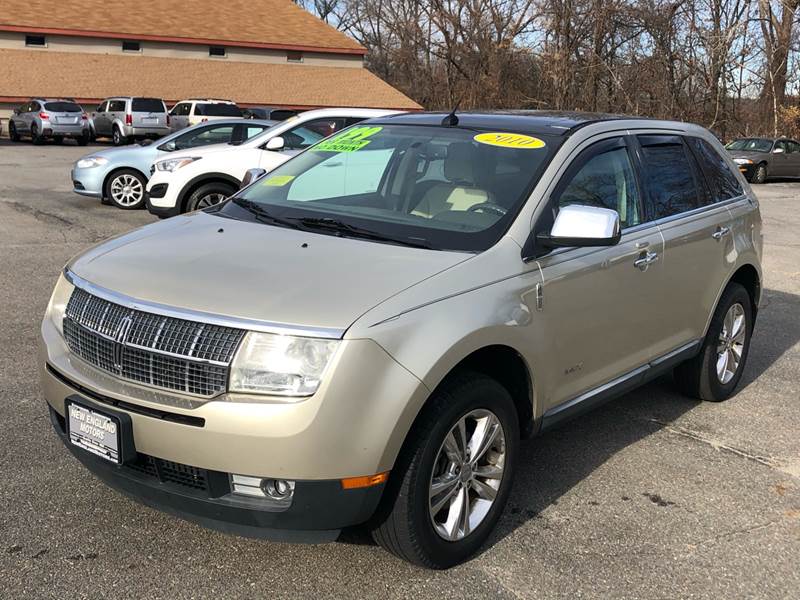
0, 0, 365, 54
0, 49, 421, 110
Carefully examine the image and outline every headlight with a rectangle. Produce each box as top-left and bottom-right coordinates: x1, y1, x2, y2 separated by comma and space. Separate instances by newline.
155, 156, 201, 172
45, 273, 74, 336
734, 158, 753, 165
76, 156, 108, 169
229, 332, 340, 397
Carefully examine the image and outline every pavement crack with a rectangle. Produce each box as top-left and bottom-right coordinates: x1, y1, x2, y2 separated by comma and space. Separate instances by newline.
646, 419, 796, 477
2, 200, 75, 228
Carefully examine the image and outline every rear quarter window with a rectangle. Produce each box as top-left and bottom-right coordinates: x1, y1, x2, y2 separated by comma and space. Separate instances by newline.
132, 98, 166, 113
686, 137, 743, 202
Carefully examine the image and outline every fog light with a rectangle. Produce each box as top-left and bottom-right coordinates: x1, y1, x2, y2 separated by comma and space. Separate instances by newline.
261, 478, 294, 501
230, 474, 295, 506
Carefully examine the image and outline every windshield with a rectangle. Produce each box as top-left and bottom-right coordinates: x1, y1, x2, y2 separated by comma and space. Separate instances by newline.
44, 102, 81, 112
196, 103, 242, 117
221, 124, 560, 251
726, 138, 773, 152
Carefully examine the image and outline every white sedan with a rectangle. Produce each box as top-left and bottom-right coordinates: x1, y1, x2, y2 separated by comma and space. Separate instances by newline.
145, 108, 399, 218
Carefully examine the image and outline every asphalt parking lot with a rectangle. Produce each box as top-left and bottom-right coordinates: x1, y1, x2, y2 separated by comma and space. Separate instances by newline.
0, 139, 798, 599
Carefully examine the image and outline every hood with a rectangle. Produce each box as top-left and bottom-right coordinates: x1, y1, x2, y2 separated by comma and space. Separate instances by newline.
68, 211, 472, 333
727, 149, 767, 159
79, 144, 153, 162
160, 141, 258, 163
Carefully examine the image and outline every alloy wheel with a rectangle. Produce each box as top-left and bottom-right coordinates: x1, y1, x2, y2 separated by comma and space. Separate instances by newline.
428, 409, 506, 541
110, 174, 144, 207
196, 192, 226, 209
716, 302, 746, 384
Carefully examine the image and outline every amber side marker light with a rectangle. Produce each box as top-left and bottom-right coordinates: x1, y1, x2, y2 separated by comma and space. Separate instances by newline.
341, 472, 389, 490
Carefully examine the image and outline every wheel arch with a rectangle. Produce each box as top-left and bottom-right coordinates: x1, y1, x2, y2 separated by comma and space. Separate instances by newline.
704, 262, 762, 337
177, 173, 240, 212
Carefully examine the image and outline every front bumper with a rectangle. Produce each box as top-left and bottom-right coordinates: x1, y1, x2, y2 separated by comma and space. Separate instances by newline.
145, 170, 182, 214
48, 398, 383, 542
41, 311, 428, 481
71, 167, 105, 198
736, 163, 756, 180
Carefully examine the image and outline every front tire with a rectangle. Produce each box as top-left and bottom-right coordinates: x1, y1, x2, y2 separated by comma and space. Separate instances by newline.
371, 372, 519, 568
751, 163, 767, 184
104, 169, 146, 210
184, 182, 236, 213
674, 283, 753, 402
9, 122, 20, 142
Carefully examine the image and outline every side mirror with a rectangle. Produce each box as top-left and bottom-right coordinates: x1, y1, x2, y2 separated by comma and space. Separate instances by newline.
773, 147, 785, 154
240, 168, 267, 189
265, 136, 285, 151
534, 205, 621, 256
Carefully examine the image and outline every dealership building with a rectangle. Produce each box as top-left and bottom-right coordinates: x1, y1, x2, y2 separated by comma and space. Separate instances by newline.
0, 0, 420, 125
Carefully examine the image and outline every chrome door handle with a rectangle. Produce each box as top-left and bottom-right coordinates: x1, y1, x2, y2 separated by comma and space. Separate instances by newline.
634, 251, 659, 271
712, 226, 731, 240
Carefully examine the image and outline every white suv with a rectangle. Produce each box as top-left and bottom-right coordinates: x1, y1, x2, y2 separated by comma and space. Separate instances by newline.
169, 99, 242, 131
146, 108, 399, 217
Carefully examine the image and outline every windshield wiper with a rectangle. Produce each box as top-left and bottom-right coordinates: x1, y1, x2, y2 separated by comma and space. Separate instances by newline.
295, 217, 432, 249
232, 198, 302, 229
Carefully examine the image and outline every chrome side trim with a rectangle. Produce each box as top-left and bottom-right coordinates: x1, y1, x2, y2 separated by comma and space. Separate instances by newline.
540, 339, 701, 430
64, 269, 345, 340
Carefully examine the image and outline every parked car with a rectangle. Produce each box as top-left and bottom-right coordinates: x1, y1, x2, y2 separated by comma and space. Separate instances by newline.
242, 106, 300, 121
9, 98, 90, 145
725, 137, 800, 183
42, 111, 762, 568
72, 119, 275, 209
145, 108, 396, 217
91, 97, 170, 146
169, 99, 242, 132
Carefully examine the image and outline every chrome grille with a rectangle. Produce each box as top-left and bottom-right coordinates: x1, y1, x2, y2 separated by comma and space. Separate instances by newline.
63, 287, 245, 397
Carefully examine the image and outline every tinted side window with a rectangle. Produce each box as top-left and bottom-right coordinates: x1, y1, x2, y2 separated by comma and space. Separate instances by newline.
108, 100, 126, 112
638, 135, 700, 219
555, 144, 642, 228
283, 118, 346, 150
172, 103, 191, 116
686, 137, 743, 203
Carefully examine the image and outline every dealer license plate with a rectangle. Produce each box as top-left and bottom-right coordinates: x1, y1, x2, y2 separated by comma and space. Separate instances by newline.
66, 401, 121, 464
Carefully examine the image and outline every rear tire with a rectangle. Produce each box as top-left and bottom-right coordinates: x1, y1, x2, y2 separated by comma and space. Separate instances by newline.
751, 163, 767, 184
9, 122, 20, 142
184, 182, 235, 213
112, 126, 127, 146
31, 123, 44, 145
370, 372, 519, 568
77, 131, 89, 146
674, 283, 753, 402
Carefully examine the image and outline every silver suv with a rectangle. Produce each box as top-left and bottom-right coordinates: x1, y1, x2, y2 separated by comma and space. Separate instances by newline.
9, 98, 90, 145
91, 97, 169, 145
41, 112, 762, 569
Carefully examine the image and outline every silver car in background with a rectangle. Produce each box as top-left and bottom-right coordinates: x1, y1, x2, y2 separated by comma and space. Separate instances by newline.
9, 99, 90, 145
72, 119, 276, 209
91, 97, 170, 146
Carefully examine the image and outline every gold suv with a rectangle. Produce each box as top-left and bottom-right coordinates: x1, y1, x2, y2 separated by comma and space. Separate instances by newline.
41, 112, 762, 568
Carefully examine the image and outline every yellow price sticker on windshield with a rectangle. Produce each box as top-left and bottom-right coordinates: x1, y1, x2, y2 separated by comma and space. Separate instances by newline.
474, 132, 546, 149
263, 175, 295, 186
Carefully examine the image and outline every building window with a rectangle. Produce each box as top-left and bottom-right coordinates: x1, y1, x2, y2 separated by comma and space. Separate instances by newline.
286, 50, 303, 63
209, 46, 226, 58
25, 34, 46, 47
122, 40, 141, 52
